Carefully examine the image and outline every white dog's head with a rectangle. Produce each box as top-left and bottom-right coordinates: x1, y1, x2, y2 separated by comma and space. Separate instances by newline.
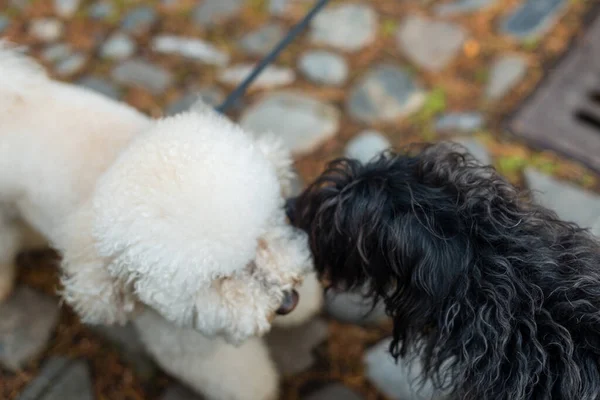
58, 108, 316, 344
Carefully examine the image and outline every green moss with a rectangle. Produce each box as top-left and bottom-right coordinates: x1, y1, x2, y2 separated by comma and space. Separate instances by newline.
381, 19, 397, 37
474, 67, 489, 84
521, 37, 540, 51
414, 87, 447, 123
496, 155, 528, 177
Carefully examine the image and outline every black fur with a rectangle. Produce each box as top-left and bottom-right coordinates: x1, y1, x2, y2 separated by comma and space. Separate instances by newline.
289, 142, 600, 400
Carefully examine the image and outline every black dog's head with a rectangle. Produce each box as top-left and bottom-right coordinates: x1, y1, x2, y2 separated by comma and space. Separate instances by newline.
288, 142, 600, 399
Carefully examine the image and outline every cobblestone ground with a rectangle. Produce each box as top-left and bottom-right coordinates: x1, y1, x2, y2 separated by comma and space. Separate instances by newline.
1, 0, 600, 399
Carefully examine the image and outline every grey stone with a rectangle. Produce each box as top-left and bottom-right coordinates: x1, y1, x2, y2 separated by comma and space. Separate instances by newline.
500, 0, 568, 40
121, 6, 157, 34
152, 35, 229, 66
92, 323, 156, 380
238, 23, 284, 57
397, 15, 467, 72
192, 0, 243, 27
17, 358, 70, 400
54, 53, 86, 76
451, 138, 491, 165
240, 91, 340, 155
17, 358, 93, 400
54, 0, 80, 18
218, 64, 295, 89
29, 19, 64, 42
166, 87, 225, 116
111, 59, 173, 94
435, 112, 484, 134
434, 0, 497, 17
88, 1, 114, 20
78, 76, 121, 99
524, 169, 600, 229
0, 15, 9, 33
10, 0, 30, 10
41, 43, 71, 63
364, 338, 439, 400
269, 0, 289, 16
299, 50, 348, 86
592, 218, 600, 237
325, 288, 387, 325
161, 384, 203, 400
485, 55, 527, 100
345, 130, 391, 163
101, 33, 136, 60
266, 318, 329, 377
304, 383, 364, 400
347, 64, 425, 124
0, 287, 59, 371
310, 3, 378, 52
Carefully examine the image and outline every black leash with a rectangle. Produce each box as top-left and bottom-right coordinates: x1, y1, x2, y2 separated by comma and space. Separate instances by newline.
215, 0, 331, 114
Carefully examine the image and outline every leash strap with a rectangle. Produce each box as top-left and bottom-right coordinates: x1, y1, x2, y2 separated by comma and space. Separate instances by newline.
215, 0, 331, 114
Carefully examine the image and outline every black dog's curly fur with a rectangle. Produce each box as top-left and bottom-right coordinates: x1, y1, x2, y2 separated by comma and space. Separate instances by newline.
289, 142, 600, 400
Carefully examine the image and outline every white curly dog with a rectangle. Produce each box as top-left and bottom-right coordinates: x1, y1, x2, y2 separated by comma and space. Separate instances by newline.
0, 43, 323, 400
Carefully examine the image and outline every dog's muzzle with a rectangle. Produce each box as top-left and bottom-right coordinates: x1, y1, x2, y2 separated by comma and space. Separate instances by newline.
276, 290, 299, 315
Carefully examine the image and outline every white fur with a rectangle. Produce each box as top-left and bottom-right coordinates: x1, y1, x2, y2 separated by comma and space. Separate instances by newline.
0, 42, 323, 399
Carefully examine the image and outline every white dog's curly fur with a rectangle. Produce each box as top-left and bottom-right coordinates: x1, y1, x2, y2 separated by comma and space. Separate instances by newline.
0, 43, 323, 399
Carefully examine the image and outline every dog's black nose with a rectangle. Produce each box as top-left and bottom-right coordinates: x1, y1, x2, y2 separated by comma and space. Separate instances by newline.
276, 290, 299, 315
285, 197, 298, 224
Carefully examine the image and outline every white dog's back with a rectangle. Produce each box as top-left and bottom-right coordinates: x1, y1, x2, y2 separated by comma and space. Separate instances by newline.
0, 43, 150, 237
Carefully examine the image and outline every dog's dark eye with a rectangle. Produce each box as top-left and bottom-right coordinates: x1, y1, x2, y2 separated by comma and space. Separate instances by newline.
285, 197, 298, 224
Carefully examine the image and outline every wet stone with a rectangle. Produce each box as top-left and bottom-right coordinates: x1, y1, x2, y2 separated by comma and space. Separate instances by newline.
121, 6, 157, 34
54, 53, 86, 76
345, 130, 391, 164
88, 1, 114, 20
485, 55, 528, 100
298, 50, 348, 87
310, 3, 378, 52
347, 64, 424, 124
364, 338, 439, 400
238, 23, 285, 57
303, 383, 364, 400
266, 318, 329, 377
17, 358, 93, 400
54, 0, 81, 18
434, 0, 497, 17
152, 35, 230, 66
78, 76, 121, 99
111, 59, 173, 94
500, 0, 568, 40
524, 168, 600, 229
0, 15, 10, 33
0, 287, 60, 372
101, 33, 136, 60
325, 287, 388, 325
29, 18, 64, 42
218, 64, 295, 90
240, 91, 340, 155
435, 112, 484, 134
41, 43, 71, 63
192, 0, 243, 27
396, 15, 467, 72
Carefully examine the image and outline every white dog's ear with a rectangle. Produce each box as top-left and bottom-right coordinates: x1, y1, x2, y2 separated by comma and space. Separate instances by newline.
253, 134, 295, 198
54, 201, 138, 325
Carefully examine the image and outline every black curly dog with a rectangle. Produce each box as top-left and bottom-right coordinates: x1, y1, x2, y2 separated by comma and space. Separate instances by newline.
286, 142, 600, 400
